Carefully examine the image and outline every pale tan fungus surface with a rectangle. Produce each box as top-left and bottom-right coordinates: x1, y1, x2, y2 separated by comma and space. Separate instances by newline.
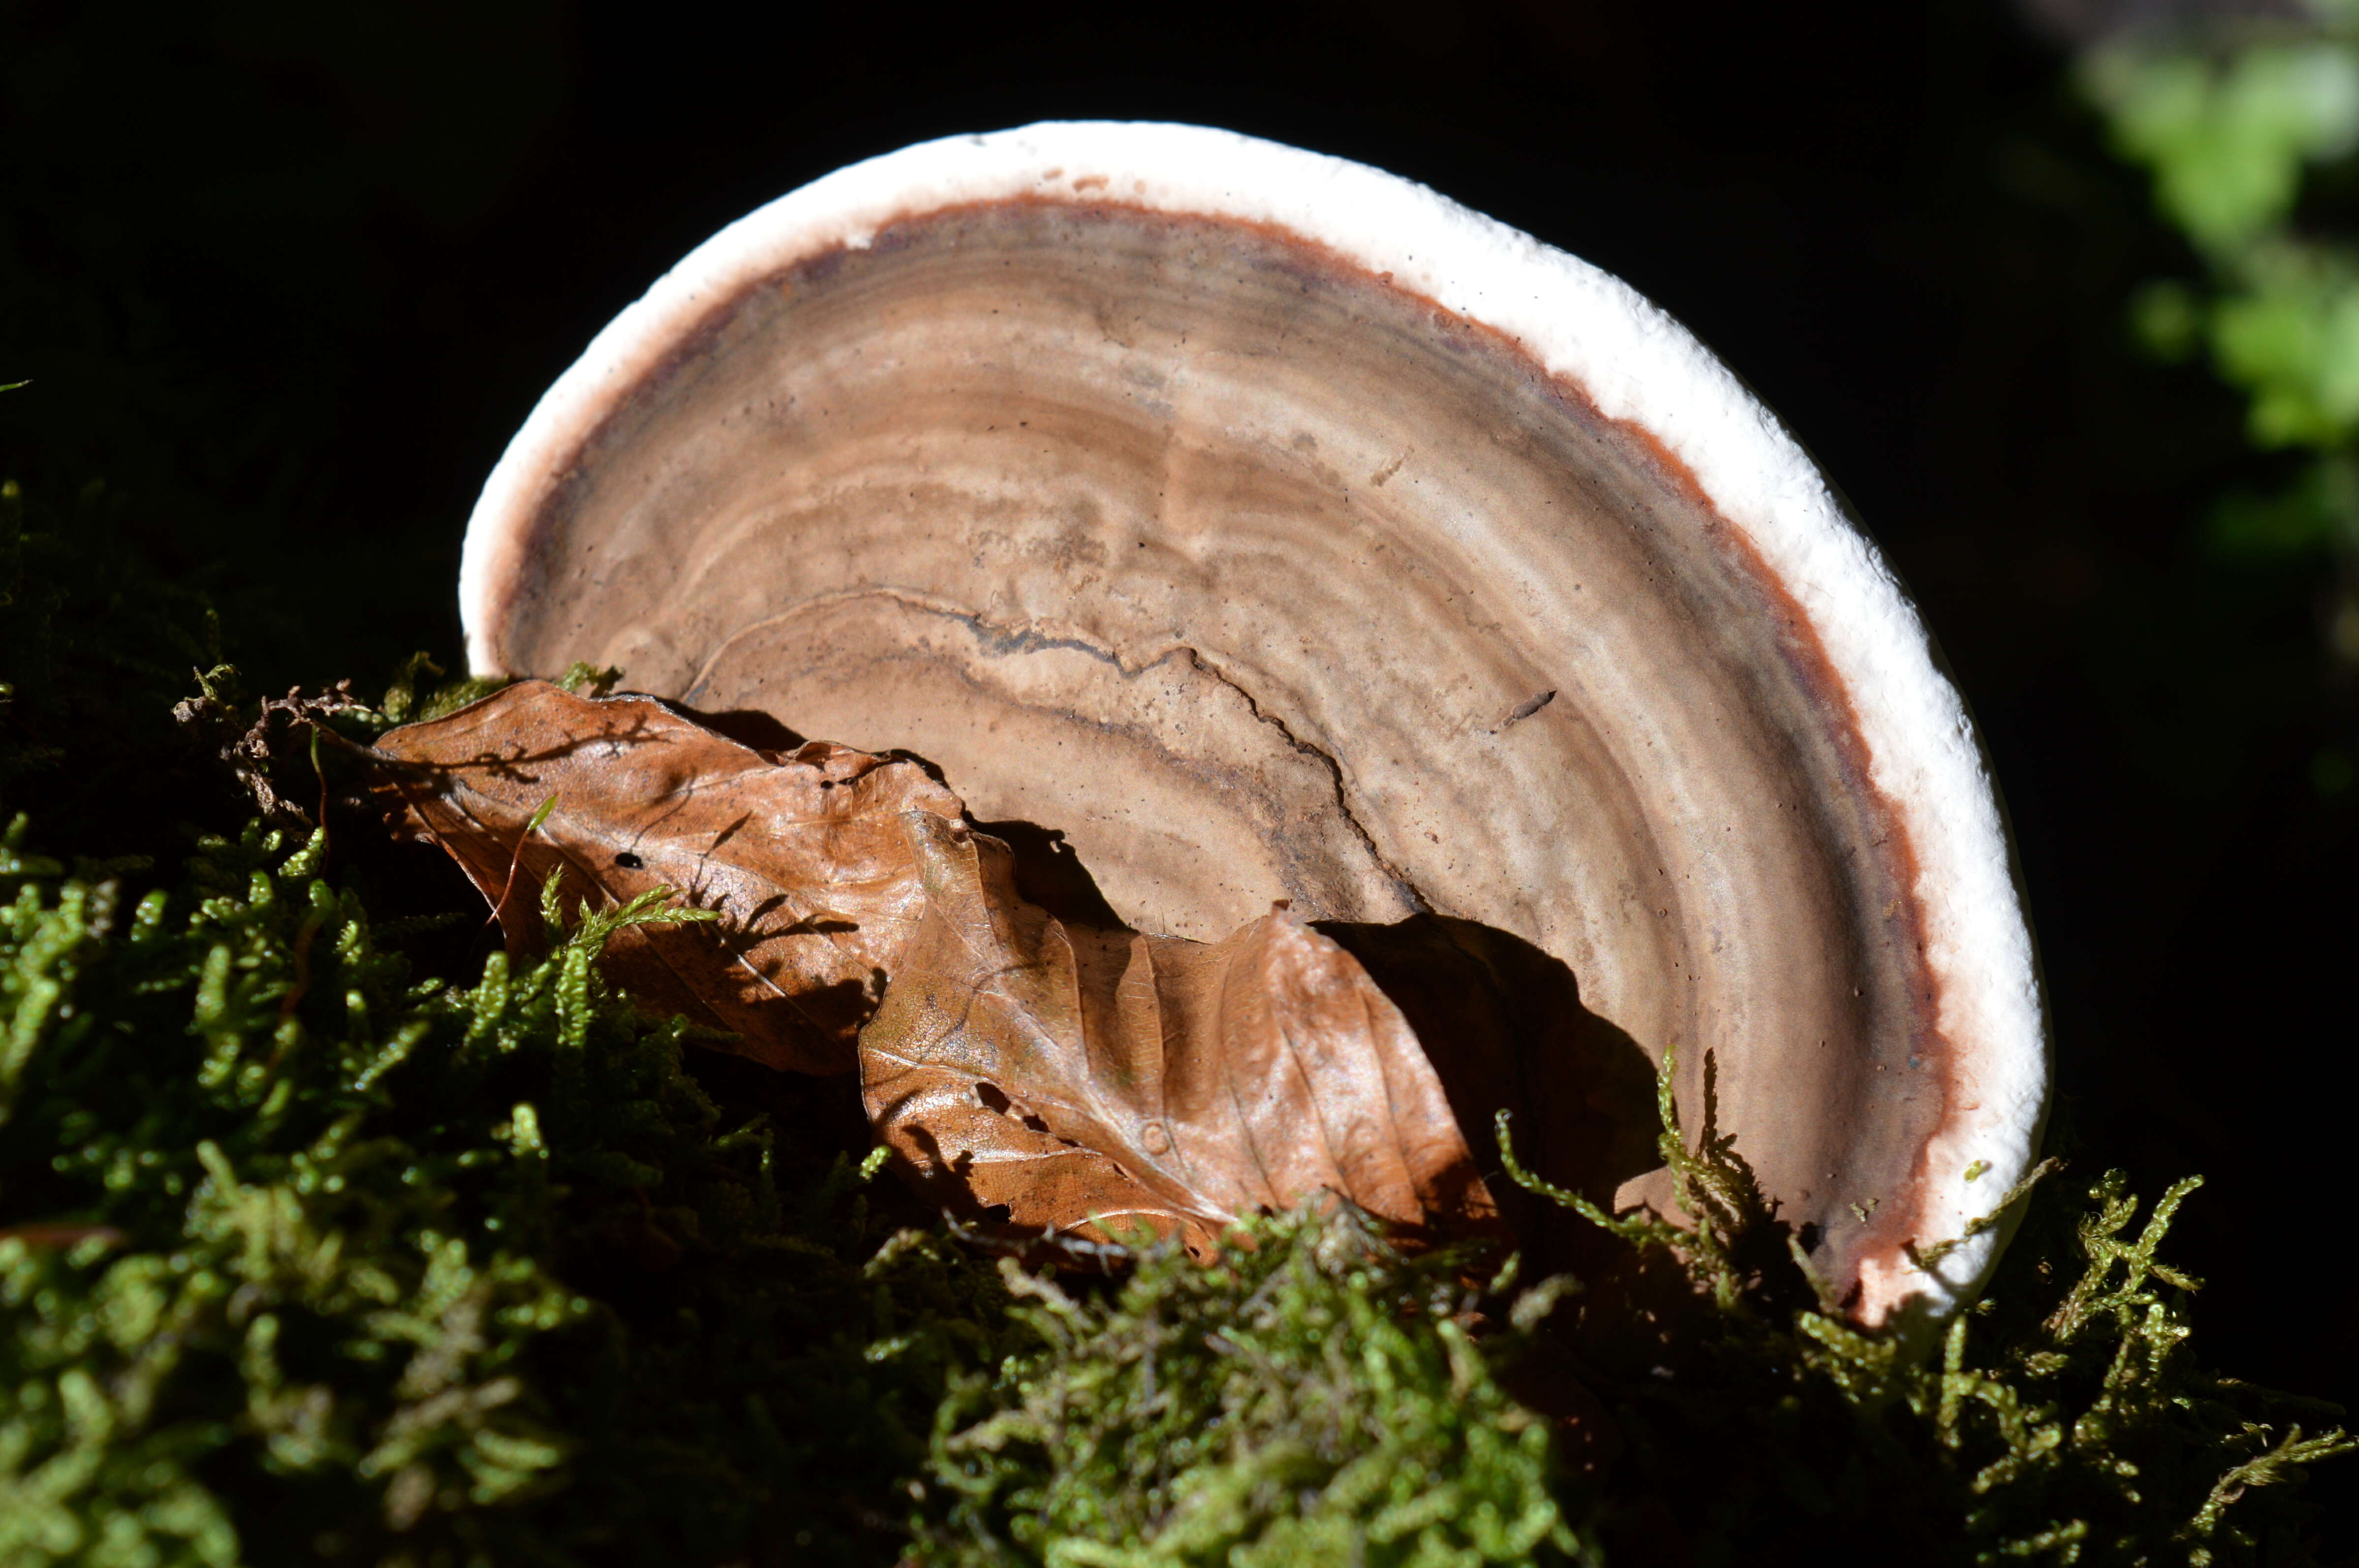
476, 201, 1947, 1310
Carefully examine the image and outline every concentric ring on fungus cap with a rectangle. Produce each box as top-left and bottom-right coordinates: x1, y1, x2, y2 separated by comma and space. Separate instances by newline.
458, 121, 2049, 1332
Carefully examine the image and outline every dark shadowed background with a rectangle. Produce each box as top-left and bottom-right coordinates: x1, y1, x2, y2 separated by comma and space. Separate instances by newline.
4, 0, 2352, 1438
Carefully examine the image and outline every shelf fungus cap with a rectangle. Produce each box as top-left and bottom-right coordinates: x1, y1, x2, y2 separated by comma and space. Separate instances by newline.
459, 121, 2049, 1330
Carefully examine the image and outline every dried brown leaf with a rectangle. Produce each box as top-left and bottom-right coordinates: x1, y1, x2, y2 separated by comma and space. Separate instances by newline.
370, 681, 1518, 1256
367, 679, 963, 1072
861, 810, 1503, 1254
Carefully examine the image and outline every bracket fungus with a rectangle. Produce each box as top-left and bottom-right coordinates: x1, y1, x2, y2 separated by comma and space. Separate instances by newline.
456, 122, 2047, 1329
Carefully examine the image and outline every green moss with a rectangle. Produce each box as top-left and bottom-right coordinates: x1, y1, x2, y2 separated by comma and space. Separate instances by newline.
0, 795, 1026, 1566
376, 654, 510, 729
1499, 1045, 2355, 1565
914, 1212, 1587, 1568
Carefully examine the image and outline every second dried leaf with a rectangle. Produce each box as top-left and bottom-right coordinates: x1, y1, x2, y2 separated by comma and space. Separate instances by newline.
861, 811, 1503, 1254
